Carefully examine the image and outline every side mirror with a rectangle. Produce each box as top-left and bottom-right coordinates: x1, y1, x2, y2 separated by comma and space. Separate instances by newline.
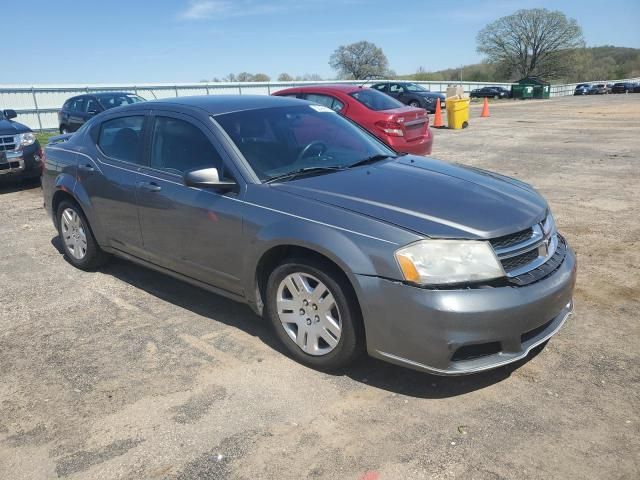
3, 109, 17, 119
87, 110, 99, 116
183, 167, 236, 192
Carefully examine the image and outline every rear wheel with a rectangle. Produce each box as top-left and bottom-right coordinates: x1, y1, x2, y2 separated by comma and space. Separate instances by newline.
60, 125, 69, 134
265, 257, 364, 370
408, 100, 420, 108
56, 200, 108, 270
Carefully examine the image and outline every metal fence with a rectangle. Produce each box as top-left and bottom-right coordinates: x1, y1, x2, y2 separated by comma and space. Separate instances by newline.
1, 78, 638, 131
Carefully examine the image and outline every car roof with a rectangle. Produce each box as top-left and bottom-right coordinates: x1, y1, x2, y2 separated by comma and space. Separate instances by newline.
93, 91, 141, 97
279, 84, 366, 94
109, 94, 309, 116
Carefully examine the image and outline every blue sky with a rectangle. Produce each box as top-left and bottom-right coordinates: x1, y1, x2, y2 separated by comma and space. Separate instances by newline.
5, 0, 640, 84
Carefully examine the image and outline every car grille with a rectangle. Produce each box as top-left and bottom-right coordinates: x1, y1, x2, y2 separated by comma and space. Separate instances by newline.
490, 227, 534, 249
489, 215, 565, 286
500, 249, 539, 272
0, 135, 16, 152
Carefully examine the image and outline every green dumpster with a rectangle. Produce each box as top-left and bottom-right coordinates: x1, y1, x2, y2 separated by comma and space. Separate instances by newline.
512, 84, 534, 99
515, 76, 550, 99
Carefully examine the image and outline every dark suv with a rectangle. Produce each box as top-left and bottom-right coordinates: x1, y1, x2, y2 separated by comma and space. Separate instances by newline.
0, 109, 42, 180
58, 92, 145, 134
611, 82, 636, 94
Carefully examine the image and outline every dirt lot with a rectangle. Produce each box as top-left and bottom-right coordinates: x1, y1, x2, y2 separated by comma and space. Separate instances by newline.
1, 95, 638, 480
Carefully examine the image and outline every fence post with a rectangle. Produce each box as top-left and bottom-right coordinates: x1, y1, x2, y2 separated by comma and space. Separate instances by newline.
238, 85, 242, 95
31, 87, 43, 131
267, 84, 271, 95
205, 85, 210, 95
174, 85, 179, 97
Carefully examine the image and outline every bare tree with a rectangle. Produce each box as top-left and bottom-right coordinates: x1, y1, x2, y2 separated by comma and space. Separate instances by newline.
329, 41, 389, 79
278, 73, 294, 81
236, 72, 254, 82
252, 73, 271, 82
477, 9, 584, 79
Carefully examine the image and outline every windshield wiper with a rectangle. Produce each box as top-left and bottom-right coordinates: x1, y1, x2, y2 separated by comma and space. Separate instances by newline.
264, 166, 346, 184
348, 154, 398, 169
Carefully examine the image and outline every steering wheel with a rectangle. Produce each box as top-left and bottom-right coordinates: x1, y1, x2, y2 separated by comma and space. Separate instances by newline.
296, 141, 328, 163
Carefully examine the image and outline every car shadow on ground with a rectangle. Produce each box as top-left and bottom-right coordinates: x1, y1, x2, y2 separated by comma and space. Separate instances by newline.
0, 177, 40, 194
51, 236, 545, 399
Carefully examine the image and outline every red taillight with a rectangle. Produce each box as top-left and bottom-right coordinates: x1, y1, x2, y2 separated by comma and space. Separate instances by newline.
375, 120, 404, 137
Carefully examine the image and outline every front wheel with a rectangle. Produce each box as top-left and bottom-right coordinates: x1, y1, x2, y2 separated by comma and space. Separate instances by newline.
408, 100, 420, 108
56, 200, 109, 270
265, 258, 364, 370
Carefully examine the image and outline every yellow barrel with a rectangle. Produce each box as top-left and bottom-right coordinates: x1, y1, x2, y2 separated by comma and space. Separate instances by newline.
445, 97, 470, 129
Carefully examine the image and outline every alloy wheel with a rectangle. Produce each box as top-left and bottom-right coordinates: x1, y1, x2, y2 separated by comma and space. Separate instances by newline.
61, 207, 88, 260
276, 272, 342, 356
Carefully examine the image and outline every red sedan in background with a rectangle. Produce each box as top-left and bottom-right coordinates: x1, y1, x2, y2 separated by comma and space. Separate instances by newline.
273, 84, 433, 155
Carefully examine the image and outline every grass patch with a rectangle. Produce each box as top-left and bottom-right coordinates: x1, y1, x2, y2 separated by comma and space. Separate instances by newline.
36, 131, 57, 146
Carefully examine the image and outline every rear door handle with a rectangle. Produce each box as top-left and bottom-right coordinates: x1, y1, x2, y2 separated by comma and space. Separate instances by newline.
78, 164, 95, 172
138, 181, 162, 192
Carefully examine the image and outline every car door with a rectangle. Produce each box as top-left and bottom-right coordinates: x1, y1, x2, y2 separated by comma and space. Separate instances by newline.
136, 111, 245, 295
81, 112, 148, 256
85, 97, 102, 122
69, 97, 87, 131
388, 83, 404, 101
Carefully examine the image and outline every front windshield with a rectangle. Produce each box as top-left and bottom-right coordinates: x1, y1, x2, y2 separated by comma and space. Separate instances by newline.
405, 83, 428, 92
98, 94, 145, 109
214, 104, 396, 182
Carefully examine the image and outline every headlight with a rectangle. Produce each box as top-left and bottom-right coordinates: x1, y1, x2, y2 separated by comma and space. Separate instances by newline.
17, 132, 36, 148
395, 239, 505, 285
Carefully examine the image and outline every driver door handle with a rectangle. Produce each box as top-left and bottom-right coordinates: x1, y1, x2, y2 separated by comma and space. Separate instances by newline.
138, 181, 162, 192
78, 164, 95, 172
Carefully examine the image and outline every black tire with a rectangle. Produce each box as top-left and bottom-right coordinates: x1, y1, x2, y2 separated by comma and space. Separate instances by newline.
56, 200, 109, 270
59, 125, 68, 135
265, 257, 364, 371
408, 100, 420, 108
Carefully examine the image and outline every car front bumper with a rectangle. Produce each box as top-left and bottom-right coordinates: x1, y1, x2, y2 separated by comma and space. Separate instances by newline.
0, 143, 42, 178
354, 246, 577, 375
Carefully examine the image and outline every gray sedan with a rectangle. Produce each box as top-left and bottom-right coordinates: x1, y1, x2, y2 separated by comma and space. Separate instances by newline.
42, 95, 576, 375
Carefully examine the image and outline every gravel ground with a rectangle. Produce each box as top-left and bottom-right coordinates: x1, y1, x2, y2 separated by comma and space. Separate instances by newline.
0, 94, 638, 480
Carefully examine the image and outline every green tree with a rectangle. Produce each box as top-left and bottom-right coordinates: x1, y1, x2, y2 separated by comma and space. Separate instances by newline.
329, 41, 390, 79
477, 9, 584, 79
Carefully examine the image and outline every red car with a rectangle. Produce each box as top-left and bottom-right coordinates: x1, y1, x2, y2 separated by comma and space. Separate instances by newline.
273, 84, 433, 155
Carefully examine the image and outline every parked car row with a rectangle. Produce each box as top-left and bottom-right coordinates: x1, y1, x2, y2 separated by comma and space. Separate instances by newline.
574, 82, 640, 95
58, 92, 145, 134
41, 94, 576, 375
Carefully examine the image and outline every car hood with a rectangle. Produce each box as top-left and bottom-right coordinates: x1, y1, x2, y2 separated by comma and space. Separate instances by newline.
0, 119, 31, 135
271, 156, 547, 239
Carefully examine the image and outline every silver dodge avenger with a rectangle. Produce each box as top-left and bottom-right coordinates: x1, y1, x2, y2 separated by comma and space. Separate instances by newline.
42, 95, 576, 375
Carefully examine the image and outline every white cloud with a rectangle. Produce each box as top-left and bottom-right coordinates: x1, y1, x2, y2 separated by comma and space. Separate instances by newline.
179, 0, 289, 20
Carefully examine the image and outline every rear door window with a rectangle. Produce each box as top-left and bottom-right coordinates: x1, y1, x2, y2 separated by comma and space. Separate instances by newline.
71, 97, 86, 112
304, 94, 344, 113
97, 116, 145, 164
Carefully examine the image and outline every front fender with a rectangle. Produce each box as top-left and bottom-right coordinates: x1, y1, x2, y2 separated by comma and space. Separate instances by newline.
243, 217, 392, 309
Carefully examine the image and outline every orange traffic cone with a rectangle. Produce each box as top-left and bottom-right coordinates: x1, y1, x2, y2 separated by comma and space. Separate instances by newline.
433, 98, 444, 128
481, 97, 490, 117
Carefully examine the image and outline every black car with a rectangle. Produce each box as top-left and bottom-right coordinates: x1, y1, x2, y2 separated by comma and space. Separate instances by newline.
611, 82, 636, 94
573, 84, 591, 95
370, 82, 446, 113
470, 86, 511, 99
58, 92, 145, 134
0, 109, 42, 180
